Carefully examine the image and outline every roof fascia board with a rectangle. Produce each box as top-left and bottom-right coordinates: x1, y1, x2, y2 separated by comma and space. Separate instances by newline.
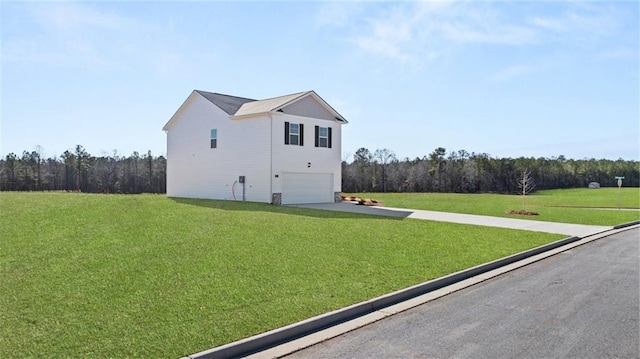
234, 110, 346, 123
309, 91, 349, 123
162, 90, 199, 131
271, 91, 310, 112
231, 112, 271, 120
270, 112, 341, 124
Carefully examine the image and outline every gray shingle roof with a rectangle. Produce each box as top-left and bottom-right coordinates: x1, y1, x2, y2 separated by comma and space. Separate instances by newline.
195, 90, 256, 115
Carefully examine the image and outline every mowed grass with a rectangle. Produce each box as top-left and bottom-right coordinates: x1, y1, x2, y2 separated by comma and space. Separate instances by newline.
348, 188, 640, 226
1, 192, 563, 358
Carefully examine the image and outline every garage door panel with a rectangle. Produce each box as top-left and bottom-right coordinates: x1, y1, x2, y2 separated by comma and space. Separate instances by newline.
282, 173, 333, 204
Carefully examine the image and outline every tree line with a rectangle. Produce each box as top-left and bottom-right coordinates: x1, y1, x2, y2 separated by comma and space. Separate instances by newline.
1, 145, 637, 195
0, 145, 166, 193
342, 147, 639, 194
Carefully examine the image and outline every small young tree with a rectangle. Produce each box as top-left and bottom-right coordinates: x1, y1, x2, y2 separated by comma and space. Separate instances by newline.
518, 168, 536, 211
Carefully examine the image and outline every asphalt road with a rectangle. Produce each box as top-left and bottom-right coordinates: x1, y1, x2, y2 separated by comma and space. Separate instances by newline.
285, 227, 639, 359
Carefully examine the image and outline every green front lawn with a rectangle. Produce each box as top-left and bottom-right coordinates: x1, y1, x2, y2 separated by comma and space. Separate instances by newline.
1, 192, 562, 358
347, 188, 640, 226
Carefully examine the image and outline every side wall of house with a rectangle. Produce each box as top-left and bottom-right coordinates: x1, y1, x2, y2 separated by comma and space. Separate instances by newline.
166, 95, 272, 202
270, 113, 342, 199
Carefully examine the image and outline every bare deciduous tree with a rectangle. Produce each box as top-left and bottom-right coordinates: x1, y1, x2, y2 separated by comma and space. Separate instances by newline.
518, 168, 536, 210
374, 148, 396, 192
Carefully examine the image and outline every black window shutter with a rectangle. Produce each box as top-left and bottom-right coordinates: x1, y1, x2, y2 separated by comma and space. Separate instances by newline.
299, 124, 304, 146
328, 127, 332, 148
284, 122, 289, 145
314, 126, 319, 147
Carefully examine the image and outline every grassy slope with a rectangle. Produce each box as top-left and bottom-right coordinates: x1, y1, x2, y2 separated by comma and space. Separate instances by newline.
1, 193, 562, 358
347, 188, 640, 226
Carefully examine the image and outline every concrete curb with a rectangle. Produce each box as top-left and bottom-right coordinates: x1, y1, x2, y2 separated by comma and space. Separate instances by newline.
182, 225, 637, 359
613, 220, 640, 229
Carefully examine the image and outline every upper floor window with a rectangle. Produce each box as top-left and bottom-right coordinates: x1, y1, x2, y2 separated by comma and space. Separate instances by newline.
210, 129, 217, 148
284, 122, 304, 146
315, 126, 332, 148
290, 123, 299, 145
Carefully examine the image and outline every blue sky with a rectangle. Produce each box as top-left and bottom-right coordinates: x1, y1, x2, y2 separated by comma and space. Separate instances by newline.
2, 1, 638, 161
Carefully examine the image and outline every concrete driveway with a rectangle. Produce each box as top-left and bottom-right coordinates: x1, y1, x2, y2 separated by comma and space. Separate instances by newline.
289, 202, 612, 237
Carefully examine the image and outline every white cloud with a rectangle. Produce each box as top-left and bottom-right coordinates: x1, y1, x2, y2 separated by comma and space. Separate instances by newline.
528, 7, 617, 36
355, 12, 414, 63
431, 3, 538, 45
340, 2, 540, 64
324, 2, 628, 63
316, 2, 365, 27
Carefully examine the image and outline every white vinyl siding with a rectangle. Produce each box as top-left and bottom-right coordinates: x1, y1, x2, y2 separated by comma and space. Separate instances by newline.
272, 113, 342, 200
165, 93, 271, 202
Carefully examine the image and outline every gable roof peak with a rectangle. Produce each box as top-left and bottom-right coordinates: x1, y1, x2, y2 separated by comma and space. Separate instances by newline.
259, 90, 309, 101
194, 90, 255, 102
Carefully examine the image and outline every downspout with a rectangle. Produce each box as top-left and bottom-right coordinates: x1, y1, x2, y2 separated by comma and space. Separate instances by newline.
163, 129, 169, 197
269, 113, 273, 204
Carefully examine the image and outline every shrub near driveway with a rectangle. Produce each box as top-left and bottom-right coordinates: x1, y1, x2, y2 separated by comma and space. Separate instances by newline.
349, 188, 640, 226
1, 192, 563, 358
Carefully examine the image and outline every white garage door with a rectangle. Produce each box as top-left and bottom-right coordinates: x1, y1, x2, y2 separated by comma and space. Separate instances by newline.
282, 173, 333, 204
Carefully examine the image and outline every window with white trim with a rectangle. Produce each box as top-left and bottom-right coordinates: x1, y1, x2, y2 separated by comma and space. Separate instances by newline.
210, 129, 217, 149
314, 126, 332, 148
285, 122, 304, 146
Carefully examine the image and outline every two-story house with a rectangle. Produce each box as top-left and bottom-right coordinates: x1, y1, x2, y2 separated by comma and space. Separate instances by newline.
162, 90, 347, 204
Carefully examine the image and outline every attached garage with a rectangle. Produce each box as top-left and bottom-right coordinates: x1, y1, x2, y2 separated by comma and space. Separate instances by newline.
282, 173, 333, 204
